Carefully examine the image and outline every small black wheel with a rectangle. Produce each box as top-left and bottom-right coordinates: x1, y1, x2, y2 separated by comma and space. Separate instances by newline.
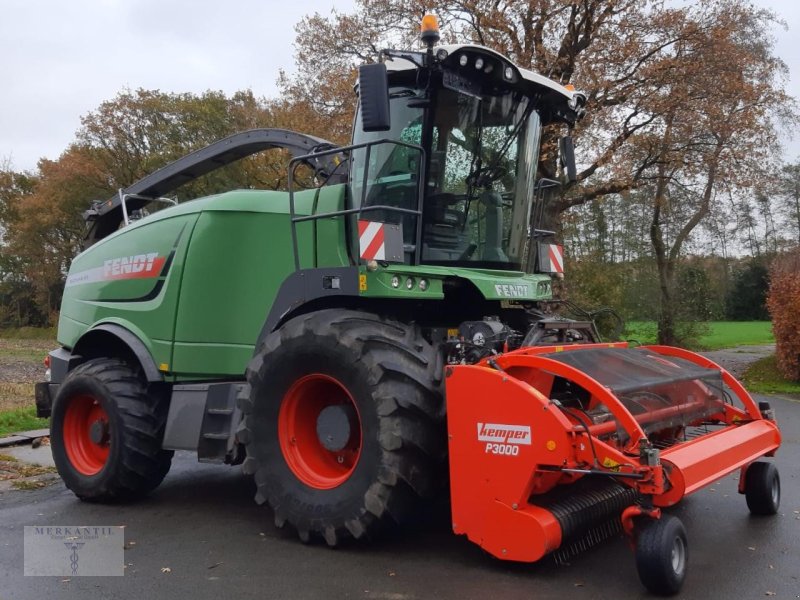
744, 461, 780, 515
51, 358, 173, 502
635, 514, 688, 596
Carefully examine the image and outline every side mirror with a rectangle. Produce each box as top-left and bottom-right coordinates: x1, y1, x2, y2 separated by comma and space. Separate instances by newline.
358, 63, 391, 132
559, 135, 577, 183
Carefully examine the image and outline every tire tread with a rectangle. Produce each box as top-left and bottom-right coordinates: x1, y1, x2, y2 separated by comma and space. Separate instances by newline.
241, 309, 444, 545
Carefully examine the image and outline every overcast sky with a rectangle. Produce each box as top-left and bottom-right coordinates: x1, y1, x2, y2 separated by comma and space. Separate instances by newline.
1, 0, 798, 172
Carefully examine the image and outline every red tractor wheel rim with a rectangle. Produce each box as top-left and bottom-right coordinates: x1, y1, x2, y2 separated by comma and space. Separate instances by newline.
278, 374, 362, 489
63, 394, 110, 476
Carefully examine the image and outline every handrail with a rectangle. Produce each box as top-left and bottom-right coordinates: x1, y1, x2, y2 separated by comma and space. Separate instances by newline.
287, 138, 427, 271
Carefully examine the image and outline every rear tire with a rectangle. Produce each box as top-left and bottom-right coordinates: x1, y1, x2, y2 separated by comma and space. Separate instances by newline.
744, 461, 780, 515
635, 514, 688, 596
239, 309, 444, 545
51, 358, 173, 502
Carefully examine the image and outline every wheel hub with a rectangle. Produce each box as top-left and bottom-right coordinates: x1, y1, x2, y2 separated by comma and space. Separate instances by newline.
88, 419, 109, 445
278, 374, 362, 489
316, 404, 357, 451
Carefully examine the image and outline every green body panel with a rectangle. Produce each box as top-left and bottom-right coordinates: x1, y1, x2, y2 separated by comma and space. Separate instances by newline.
170, 186, 343, 377
59, 182, 553, 382
58, 213, 199, 370
59, 185, 349, 380
360, 265, 552, 301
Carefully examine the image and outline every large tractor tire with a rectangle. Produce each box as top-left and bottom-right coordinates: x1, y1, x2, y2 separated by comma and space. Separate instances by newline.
50, 358, 173, 502
239, 309, 444, 545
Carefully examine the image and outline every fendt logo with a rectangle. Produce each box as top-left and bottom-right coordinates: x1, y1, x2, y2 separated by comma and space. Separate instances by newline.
477, 422, 531, 456
494, 284, 530, 298
65, 252, 164, 288
103, 253, 160, 277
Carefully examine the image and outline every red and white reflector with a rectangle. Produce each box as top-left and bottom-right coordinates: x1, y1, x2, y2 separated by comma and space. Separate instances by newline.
538, 243, 564, 274
358, 220, 387, 260
357, 220, 404, 262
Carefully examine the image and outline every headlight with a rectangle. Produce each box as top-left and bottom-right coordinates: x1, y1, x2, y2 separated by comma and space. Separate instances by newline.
419, 279, 429, 291
391, 275, 401, 288
459, 54, 468, 67
474, 57, 484, 70
405, 277, 415, 290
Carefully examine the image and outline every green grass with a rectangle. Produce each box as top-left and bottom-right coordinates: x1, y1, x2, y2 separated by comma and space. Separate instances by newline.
0, 406, 49, 437
741, 355, 800, 395
624, 321, 774, 350
0, 327, 57, 340
0, 336, 55, 362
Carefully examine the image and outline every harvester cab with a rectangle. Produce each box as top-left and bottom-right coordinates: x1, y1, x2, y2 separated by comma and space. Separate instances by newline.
342, 21, 585, 278
346, 20, 583, 276
37, 15, 781, 598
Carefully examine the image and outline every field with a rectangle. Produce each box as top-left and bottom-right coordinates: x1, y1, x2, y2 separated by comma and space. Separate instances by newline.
0, 334, 53, 436
624, 321, 774, 350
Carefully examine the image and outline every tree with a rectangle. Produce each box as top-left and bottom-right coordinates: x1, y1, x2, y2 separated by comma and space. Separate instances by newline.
76, 88, 286, 198
285, 1, 794, 348
1, 147, 109, 322
777, 162, 800, 244
726, 261, 770, 321
0, 89, 292, 323
0, 165, 43, 326
633, 1, 788, 344
284, 0, 697, 227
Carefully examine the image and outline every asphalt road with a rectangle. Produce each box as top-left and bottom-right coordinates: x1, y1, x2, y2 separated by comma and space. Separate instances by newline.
1, 394, 798, 600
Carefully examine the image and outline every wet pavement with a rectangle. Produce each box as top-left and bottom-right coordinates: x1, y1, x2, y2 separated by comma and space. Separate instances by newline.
1, 391, 798, 600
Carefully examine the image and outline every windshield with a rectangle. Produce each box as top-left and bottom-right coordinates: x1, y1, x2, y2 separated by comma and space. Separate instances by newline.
350, 88, 424, 248
423, 87, 540, 270
351, 81, 541, 271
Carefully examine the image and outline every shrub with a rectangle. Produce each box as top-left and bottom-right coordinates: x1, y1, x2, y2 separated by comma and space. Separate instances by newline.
726, 261, 770, 321
766, 249, 800, 382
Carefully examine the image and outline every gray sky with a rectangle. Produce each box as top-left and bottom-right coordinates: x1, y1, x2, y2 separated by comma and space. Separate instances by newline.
0, 0, 355, 171
1, 0, 798, 172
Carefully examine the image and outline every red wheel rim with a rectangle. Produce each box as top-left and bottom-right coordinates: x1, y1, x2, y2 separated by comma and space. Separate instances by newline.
278, 374, 362, 489
63, 394, 110, 476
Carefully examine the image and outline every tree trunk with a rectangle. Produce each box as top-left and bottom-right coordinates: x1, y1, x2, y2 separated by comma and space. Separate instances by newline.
656, 260, 677, 345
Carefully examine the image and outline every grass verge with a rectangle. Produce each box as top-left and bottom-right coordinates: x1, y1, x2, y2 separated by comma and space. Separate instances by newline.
741, 355, 800, 395
0, 406, 49, 437
624, 321, 774, 350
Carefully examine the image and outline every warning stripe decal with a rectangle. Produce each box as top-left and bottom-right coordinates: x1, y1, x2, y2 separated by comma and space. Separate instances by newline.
358, 220, 386, 261
548, 245, 564, 273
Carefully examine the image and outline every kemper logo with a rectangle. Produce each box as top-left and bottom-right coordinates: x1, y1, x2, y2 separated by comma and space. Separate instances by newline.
494, 284, 530, 298
477, 422, 532, 445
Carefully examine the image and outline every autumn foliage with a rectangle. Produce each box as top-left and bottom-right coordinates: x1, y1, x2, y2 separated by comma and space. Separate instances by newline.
766, 249, 800, 382
0, 0, 796, 334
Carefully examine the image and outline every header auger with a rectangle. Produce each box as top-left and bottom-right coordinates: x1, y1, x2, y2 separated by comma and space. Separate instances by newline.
36, 15, 780, 596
